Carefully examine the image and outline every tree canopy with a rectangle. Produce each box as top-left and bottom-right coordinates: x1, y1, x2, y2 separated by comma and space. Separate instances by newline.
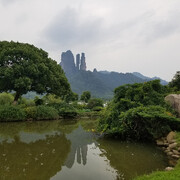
80, 91, 91, 103
169, 71, 180, 91
0, 41, 71, 103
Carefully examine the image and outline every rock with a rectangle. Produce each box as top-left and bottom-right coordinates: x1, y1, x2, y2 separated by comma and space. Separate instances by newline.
164, 143, 169, 147
60, 50, 76, 74
169, 140, 176, 144
165, 167, 174, 171
169, 143, 178, 149
80, 53, 87, 71
156, 139, 164, 146
178, 147, 180, 152
172, 150, 180, 155
167, 152, 173, 156
166, 131, 176, 143
168, 159, 177, 167
165, 149, 171, 153
165, 94, 180, 117
172, 154, 180, 159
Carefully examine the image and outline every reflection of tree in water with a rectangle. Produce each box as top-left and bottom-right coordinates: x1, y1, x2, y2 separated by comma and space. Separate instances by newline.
0, 133, 71, 180
64, 125, 94, 168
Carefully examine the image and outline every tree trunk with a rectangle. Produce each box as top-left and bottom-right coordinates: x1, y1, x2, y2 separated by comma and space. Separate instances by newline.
13, 92, 20, 105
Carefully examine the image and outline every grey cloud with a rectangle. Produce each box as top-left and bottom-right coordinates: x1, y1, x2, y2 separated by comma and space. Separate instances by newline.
44, 7, 104, 48
141, 11, 180, 42
0, 0, 17, 6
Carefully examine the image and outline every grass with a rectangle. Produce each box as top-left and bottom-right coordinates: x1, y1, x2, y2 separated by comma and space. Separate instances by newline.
134, 161, 180, 180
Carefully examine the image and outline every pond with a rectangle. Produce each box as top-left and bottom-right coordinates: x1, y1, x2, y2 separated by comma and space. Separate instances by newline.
0, 119, 168, 180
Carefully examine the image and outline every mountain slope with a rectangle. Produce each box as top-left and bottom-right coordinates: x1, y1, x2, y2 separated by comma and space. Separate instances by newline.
66, 71, 146, 99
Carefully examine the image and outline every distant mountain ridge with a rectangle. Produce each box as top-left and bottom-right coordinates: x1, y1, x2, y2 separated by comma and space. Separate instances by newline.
132, 72, 168, 85
60, 50, 168, 99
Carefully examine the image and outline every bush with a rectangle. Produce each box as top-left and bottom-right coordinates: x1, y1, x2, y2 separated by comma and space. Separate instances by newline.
18, 97, 35, 107
25, 105, 59, 120
0, 93, 14, 105
42, 94, 62, 104
92, 106, 103, 111
34, 96, 44, 106
98, 106, 180, 141
87, 98, 103, 109
0, 105, 26, 122
48, 102, 78, 118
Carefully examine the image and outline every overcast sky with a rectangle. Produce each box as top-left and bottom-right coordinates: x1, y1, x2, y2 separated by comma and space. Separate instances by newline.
0, 0, 180, 81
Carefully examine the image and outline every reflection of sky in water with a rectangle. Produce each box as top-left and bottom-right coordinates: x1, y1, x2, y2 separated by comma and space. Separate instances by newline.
19, 131, 61, 144
0, 121, 168, 180
0, 138, 14, 144
52, 143, 119, 180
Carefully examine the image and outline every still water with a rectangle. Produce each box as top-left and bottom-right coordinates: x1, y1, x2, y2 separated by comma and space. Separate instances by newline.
0, 119, 168, 180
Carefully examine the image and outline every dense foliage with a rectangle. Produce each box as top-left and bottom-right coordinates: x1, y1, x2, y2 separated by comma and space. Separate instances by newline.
0, 41, 71, 103
98, 80, 180, 140
48, 102, 78, 118
0, 105, 26, 122
25, 105, 59, 120
99, 105, 180, 140
87, 98, 103, 111
80, 91, 91, 103
169, 71, 180, 91
0, 92, 14, 105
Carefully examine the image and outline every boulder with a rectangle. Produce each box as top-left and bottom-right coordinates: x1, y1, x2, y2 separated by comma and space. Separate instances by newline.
156, 139, 164, 146
165, 167, 174, 171
172, 154, 180, 159
172, 150, 180, 155
165, 94, 180, 117
166, 131, 176, 143
169, 143, 178, 149
167, 151, 173, 156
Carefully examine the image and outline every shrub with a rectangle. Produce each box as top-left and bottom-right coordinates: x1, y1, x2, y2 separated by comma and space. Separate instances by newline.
0, 93, 14, 105
92, 106, 103, 111
25, 105, 59, 120
87, 98, 103, 109
42, 94, 62, 104
98, 106, 180, 141
48, 102, 78, 118
0, 105, 26, 122
34, 96, 44, 106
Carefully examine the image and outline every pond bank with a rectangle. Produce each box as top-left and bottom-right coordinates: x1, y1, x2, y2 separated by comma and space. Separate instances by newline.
135, 131, 180, 180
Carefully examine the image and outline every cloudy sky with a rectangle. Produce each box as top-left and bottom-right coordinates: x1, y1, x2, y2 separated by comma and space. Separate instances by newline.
0, 0, 180, 81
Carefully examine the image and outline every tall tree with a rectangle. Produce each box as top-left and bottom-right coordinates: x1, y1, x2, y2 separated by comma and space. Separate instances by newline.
0, 41, 71, 103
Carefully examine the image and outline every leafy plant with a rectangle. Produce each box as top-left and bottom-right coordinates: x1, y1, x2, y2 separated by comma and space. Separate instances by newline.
0, 105, 26, 122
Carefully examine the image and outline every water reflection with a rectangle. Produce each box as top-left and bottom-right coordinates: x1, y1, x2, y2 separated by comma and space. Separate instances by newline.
0, 120, 168, 180
0, 132, 71, 180
65, 125, 93, 168
98, 139, 168, 180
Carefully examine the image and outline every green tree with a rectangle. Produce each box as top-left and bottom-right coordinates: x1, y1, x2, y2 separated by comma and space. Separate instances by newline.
169, 71, 180, 90
80, 91, 91, 103
87, 98, 103, 109
0, 41, 71, 104
64, 92, 78, 102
